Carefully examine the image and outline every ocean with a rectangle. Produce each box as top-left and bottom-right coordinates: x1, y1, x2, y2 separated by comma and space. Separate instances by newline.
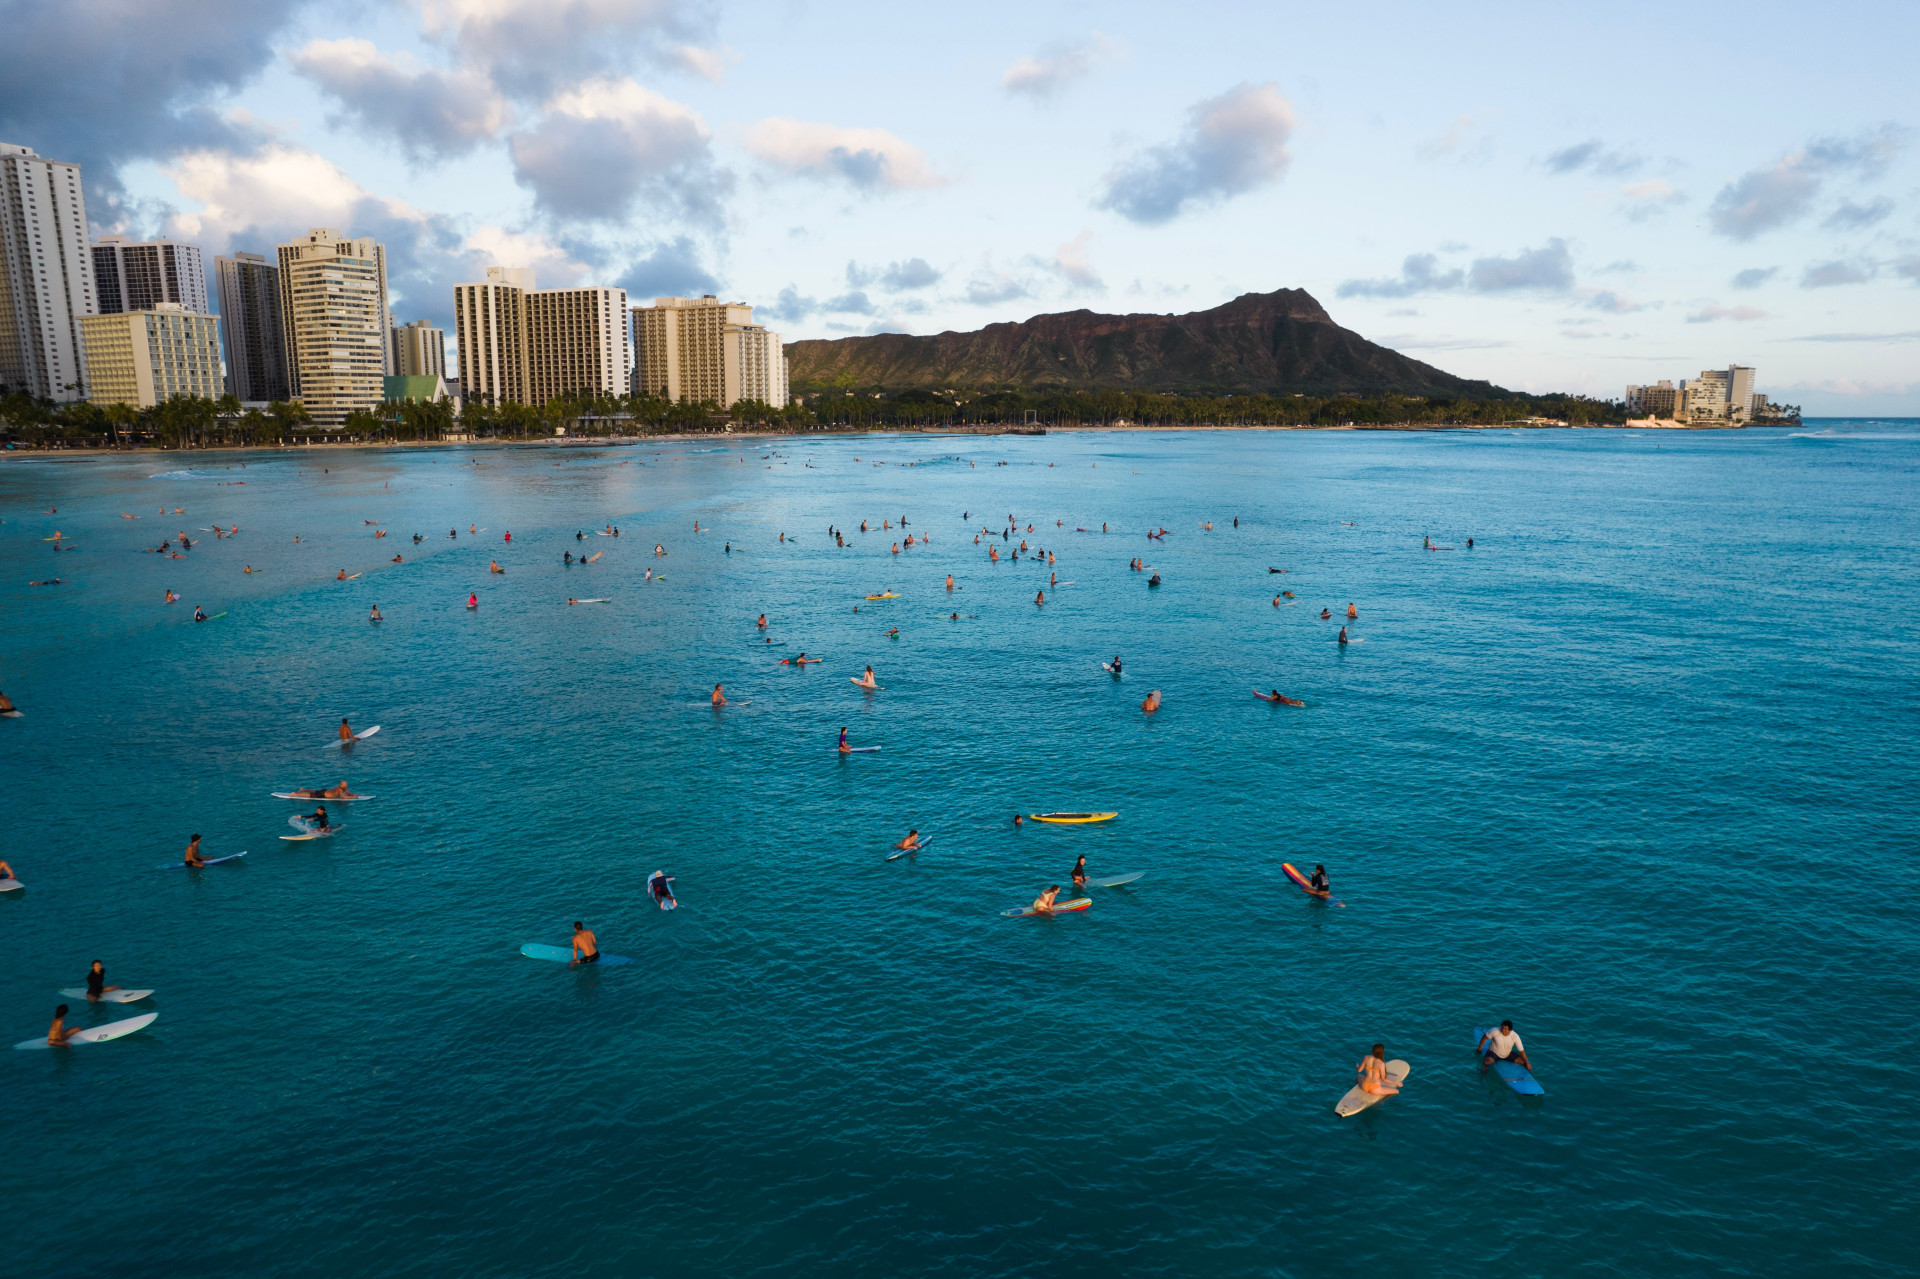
2, 422, 1916, 1276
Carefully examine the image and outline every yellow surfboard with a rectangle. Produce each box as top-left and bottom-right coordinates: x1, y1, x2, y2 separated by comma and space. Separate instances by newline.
1030, 812, 1118, 824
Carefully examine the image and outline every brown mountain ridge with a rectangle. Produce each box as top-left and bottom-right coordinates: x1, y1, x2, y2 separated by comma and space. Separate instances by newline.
783, 288, 1504, 398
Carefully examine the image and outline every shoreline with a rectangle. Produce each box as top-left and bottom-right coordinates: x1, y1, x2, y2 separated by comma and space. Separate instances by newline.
0, 419, 1773, 461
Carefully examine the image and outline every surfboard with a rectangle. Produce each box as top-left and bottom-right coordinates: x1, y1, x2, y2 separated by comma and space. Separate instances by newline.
327, 725, 380, 749
520, 943, 632, 966
1091, 872, 1144, 887
1335, 1059, 1409, 1116
864, 593, 900, 599
1281, 862, 1343, 907
570, 598, 611, 603
16, 1012, 158, 1050
272, 793, 373, 801
850, 678, 884, 689
1003, 897, 1092, 917
280, 828, 340, 841
1, 710, 22, 718
59, 988, 154, 1004
647, 873, 677, 911
1030, 812, 1117, 824
837, 746, 882, 753
0, 878, 22, 891
1254, 689, 1306, 706
159, 851, 248, 869
886, 836, 934, 861
1473, 1026, 1546, 1095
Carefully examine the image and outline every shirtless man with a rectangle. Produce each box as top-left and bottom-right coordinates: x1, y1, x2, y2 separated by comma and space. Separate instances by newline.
339, 717, 356, 743
945, 575, 954, 592
1031, 884, 1062, 914
757, 614, 768, 628
1347, 603, 1358, 619
0, 689, 16, 714
1358, 1043, 1400, 1096
1141, 689, 1162, 713
569, 921, 600, 966
183, 834, 207, 868
711, 684, 726, 705
893, 829, 923, 853
0, 858, 15, 880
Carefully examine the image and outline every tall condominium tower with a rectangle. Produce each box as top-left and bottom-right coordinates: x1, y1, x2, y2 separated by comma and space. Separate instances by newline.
453, 268, 631, 408
633, 295, 788, 408
0, 142, 98, 401
214, 251, 289, 402
389, 318, 447, 380
276, 228, 389, 427
92, 235, 208, 315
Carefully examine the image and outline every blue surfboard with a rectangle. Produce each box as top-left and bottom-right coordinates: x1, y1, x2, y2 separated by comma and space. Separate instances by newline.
1473, 1026, 1545, 1095
521, 943, 632, 966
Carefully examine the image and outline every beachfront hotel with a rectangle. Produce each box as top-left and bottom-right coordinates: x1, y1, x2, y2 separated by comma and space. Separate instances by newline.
92, 236, 208, 316
1627, 366, 1765, 424
0, 142, 97, 402
632, 294, 789, 408
452, 269, 630, 408
77, 303, 222, 408
276, 228, 391, 428
215, 251, 290, 403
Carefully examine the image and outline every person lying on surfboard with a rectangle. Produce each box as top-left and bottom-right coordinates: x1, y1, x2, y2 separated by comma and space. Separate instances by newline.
1071, 855, 1088, 886
783, 653, 819, 666
1031, 885, 1061, 914
288, 782, 357, 800
894, 829, 922, 852
183, 835, 206, 868
1478, 1021, 1531, 1073
570, 922, 600, 966
648, 872, 676, 908
1358, 1044, 1400, 1096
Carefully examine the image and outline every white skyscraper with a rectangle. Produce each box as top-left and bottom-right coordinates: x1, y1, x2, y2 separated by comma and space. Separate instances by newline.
276, 228, 390, 428
0, 142, 98, 401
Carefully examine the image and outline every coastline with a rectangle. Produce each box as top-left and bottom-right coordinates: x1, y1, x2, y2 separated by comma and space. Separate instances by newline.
0, 418, 1765, 460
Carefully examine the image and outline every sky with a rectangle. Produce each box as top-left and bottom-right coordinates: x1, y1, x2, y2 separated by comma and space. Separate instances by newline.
4, 0, 1918, 412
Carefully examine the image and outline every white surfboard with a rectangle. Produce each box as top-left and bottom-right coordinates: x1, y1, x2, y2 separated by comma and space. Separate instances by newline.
16, 1011, 157, 1050
59, 988, 154, 1004
1335, 1059, 1410, 1116
0, 878, 22, 891
272, 793, 374, 801
850, 678, 884, 689
1092, 872, 1145, 887
327, 725, 380, 749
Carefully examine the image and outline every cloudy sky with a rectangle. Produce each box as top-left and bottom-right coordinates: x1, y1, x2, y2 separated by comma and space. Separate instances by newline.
6, 0, 1918, 411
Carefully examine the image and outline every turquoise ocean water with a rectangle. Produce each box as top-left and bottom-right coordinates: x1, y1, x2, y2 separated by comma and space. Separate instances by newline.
2, 424, 1916, 1276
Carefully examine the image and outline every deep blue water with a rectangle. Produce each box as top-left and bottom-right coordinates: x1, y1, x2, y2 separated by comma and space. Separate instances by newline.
2, 423, 1916, 1276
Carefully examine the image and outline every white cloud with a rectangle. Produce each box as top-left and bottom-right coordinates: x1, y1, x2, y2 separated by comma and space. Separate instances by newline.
1686, 304, 1768, 323
965, 259, 1031, 306
162, 143, 424, 245
1003, 36, 1114, 99
670, 44, 737, 83
507, 77, 722, 221
1707, 126, 1907, 241
742, 118, 946, 190
415, 0, 702, 95
1098, 82, 1294, 225
1053, 230, 1102, 288
290, 38, 510, 160
1620, 179, 1684, 221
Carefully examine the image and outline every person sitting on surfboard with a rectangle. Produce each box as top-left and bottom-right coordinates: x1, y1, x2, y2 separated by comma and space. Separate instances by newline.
1071, 855, 1088, 886
857, 665, 877, 688
1338, 627, 1349, 646
183, 835, 206, 868
838, 726, 851, 754
1478, 1021, 1531, 1073
1320, 608, 1332, 619
339, 718, 355, 742
711, 684, 727, 705
757, 614, 768, 628
1310, 865, 1330, 896
369, 606, 383, 621
1032, 885, 1061, 914
193, 606, 207, 622
0, 689, 16, 714
569, 922, 600, 966
46, 1005, 77, 1047
84, 961, 121, 1001
1358, 1044, 1400, 1096
467, 593, 478, 609
894, 829, 922, 853
1347, 603, 1358, 619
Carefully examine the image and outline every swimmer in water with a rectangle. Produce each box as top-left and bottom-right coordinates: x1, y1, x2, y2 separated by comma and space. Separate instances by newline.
757, 614, 768, 628
1035, 590, 1045, 605
1013, 814, 1024, 827
711, 684, 726, 705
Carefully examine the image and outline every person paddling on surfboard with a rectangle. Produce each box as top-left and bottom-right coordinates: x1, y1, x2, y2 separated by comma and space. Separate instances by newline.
569, 922, 600, 966
648, 871, 676, 909
182, 835, 206, 868
1358, 1044, 1400, 1096
894, 829, 922, 853
84, 961, 121, 1002
1071, 855, 1088, 887
1477, 1021, 1531, 1074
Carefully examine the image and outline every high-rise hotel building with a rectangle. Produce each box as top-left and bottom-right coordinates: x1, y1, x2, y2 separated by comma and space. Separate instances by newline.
389, 318, 446, 380
276, 228, 389, 428
0, 142, 97, 401
633, 295, 787, 408
79, 303, 222, 408
452, 268, 629, 408
214, 251, 289, 402
92, 236, 208, 315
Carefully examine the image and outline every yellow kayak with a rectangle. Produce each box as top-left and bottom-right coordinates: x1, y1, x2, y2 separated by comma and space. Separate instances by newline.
864, 593, 901, 600
1030, 812, 1118, 824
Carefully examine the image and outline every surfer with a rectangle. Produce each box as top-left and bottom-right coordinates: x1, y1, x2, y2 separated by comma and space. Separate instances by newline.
301, 804, 331, 831
84, 961, 121, 1001
1031, 885, 1061, 914
1466, 537, 1474, 548
1110, 656, 1122, 675
1338, 627, 1349, 646
339, 718, 355, 742
369, 605, 383, 622
569, 921, 600, 965
1347, 603, 1358, 619
1071, 855, 1088, 886
489, 561, 503, 573
165, 590, 179, 604
712, 683, 726, 705
0, 857, 14, 878
648, 872, 677, 909
1147, 573, 1160, 586
1035, 590, 1045, 605
46, 1006, 77, 1047
1320, 608, 1332, 619
856, 665, 878, 688
1142, 689, 1162, 713
182, 835, 207, 868
757, 614, 768, 628
467, 593, 478, 609
1358, 1044, 1400, 1096
838, 726, 851, 753
946, 575, 954, 591
1477, 1021, 1531, 1073
193, 606, 207, 622
894, 829, 923, 853
783, 653, 818, 666
337, 570, 347, 581
1309, 865, 1330, 896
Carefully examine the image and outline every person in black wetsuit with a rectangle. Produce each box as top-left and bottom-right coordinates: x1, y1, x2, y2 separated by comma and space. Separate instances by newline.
85, 960, 122, 1001
1310, 865, 1330, 896
1071, 855, 1088, 887
301, 804, 330, 833
1110, 656, 1122, 675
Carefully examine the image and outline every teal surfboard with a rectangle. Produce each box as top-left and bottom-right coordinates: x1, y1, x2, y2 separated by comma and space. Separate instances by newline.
520, 943, 632, 966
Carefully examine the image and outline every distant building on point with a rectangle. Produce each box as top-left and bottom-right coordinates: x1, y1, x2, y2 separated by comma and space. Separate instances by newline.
80, 303, 222, 407
0, 142, 97, 402
1627, 366, 1762, 423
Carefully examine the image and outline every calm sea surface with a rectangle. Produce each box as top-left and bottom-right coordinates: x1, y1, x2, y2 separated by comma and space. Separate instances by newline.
2, 423, 1916, 1276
